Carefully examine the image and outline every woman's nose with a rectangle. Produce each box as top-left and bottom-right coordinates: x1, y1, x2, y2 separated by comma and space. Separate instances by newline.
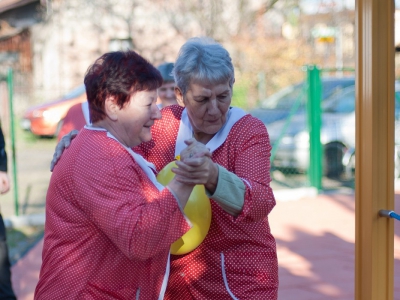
207, 99, 219, 114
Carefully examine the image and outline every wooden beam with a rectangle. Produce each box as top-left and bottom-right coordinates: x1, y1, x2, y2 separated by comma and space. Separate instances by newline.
355, 0, 395, 299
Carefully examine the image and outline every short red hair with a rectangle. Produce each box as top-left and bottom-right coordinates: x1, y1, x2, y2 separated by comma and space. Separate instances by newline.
84, 50, 162, 123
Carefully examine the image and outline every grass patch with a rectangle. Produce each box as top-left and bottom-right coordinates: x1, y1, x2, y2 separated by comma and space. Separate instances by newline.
6, 225, 44, 265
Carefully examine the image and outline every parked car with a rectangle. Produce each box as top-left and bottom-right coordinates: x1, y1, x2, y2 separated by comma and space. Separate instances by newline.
249, 76, 355, 125
396, 121, 400, 178
21, 85, 86, 137
343, 119, 400, 179
267, 84, 400, 178
396, 145, 400, 179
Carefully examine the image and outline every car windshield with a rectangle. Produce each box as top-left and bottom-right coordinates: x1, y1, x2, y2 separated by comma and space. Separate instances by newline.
323, 85, 400, 115
261, 84, 305, 110
323, 87, 355, 113
260, 77, 355, 110
61, 84, 86, 100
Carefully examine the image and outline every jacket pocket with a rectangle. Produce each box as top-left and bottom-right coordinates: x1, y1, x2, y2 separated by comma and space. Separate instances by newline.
220, 251, 278, 299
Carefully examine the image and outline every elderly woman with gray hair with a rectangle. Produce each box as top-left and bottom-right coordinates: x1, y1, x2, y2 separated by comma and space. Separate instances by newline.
137, 37, 278, 299
52, 37, 278, 299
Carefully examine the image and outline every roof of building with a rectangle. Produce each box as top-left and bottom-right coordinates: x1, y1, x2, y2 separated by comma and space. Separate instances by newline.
0, 0, 38, 14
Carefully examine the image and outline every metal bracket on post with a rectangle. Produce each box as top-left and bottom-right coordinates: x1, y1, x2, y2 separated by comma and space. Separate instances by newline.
379, 210, 400, 221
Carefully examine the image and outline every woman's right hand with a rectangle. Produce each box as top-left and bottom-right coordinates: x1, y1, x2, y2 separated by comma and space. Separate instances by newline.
173, 139, 219, 193
50, 130, 79, 171
179, 138, 211, 162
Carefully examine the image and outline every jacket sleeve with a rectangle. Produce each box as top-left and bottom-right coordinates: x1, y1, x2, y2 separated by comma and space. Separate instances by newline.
231, 117, 276, 223
205, 165, 245, 216
0, 126, 7, 172
73, 146, 191, 261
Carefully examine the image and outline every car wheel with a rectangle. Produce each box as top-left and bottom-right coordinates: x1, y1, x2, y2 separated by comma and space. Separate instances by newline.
324, 143, 345, 178
343, 152, 355, 180
342, 150, 400, 179
395, 151, 400, 179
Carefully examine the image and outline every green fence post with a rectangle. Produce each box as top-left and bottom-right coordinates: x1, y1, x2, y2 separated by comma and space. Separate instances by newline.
306, 65, 323, 190
7, 68, 18, 216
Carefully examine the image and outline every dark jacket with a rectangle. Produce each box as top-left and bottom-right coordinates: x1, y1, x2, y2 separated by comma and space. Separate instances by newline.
0, 127, 7, 172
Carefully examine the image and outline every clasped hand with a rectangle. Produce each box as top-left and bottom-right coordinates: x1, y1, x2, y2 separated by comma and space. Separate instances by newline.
0, 171, 10, 194
172, 138, 218, 191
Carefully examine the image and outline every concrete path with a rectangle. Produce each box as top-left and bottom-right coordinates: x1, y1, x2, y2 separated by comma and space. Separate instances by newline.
11, 238, 43, 300
10, 188, 400, 300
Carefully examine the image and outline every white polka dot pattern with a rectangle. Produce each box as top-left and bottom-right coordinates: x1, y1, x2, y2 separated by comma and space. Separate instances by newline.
136, 105, 279, 299
34, 129, 191, 300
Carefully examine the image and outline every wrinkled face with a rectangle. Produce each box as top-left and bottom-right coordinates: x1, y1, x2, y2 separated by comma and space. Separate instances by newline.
176, 80, 232, 144
157, 82, 177, 107
116, 90, 161, 147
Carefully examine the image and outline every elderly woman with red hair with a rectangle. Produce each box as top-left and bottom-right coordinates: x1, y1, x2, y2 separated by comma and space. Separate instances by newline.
35, 50, 204, 299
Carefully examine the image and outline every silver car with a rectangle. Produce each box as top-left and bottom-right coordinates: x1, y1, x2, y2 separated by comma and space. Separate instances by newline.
249, 77, 355, 125
266, 84, 400, 178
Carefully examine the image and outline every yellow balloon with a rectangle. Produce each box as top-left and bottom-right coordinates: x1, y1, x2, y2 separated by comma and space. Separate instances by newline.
157, 161, 212, 255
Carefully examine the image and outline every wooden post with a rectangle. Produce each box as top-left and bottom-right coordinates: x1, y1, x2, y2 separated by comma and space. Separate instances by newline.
355, 0, 395, 299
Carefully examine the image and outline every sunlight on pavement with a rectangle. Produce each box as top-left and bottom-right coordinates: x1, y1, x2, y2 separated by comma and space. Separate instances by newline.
314, 283, 342, 297
277, 246, 315, 278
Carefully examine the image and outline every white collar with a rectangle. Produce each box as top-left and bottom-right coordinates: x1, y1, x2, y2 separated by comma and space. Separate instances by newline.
175, 107, 247, 158
81, 101, 91, 125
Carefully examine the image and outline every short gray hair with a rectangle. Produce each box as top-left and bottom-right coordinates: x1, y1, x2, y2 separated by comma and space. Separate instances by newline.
173, 37, 235, 95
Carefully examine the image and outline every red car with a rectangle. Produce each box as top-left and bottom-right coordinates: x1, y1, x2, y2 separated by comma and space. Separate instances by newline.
21, 85, 87, 137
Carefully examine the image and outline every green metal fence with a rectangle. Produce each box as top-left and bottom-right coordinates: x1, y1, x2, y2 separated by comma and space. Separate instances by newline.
306, 66, 323, 190
267, 65, 356, 190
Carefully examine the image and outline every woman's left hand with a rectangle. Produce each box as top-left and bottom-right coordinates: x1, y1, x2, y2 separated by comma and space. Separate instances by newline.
179, 138, 210, 162
172, 139, 218, 192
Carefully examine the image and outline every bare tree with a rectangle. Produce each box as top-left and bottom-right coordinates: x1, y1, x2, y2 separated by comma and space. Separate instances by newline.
149, 0, 320, 107
33, 0, 353, 109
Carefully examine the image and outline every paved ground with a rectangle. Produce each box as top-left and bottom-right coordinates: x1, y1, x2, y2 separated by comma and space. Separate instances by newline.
9, 187, 400, 300
3, 131, 400, 299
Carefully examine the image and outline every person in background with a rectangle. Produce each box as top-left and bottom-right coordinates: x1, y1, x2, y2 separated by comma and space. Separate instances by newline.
35, 50, 206, 299
51, 37, 278, 299
0, 124, 17, 300
57, 62, 178, 141
156, 62, 178, 109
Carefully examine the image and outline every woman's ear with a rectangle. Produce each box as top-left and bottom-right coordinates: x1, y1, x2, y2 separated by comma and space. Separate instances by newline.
175, 87, 185, 107
104, 97, 119, 121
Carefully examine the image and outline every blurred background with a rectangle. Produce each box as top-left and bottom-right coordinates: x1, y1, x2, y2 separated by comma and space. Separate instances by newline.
0, 0, 364, 193
0, 0, 361, 117
0, 0, 395, 193
0, 0, 399, 298
0, 0, 391, 256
